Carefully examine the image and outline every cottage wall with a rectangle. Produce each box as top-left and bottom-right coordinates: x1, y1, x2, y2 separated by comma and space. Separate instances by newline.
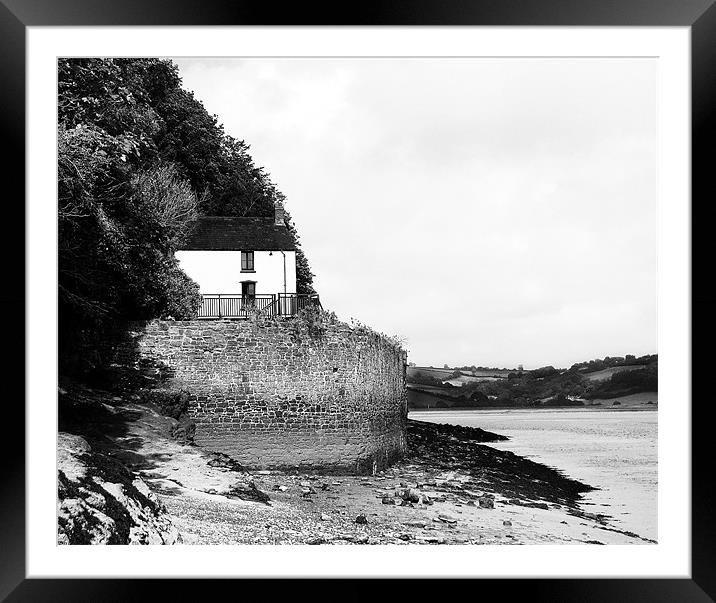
121, 319, 408, 473
175, 250, 297, 295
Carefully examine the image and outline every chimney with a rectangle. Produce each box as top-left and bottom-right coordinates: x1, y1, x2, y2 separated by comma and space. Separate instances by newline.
274, 200, 285, 226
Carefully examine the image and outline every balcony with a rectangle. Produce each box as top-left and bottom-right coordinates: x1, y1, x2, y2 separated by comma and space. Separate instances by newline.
197, 293, 321, 319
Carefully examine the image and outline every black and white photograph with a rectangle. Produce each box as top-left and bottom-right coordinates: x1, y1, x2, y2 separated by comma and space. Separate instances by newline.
3, 0, 715, 593
7, 7, 705, 591
55, 53, 660, 548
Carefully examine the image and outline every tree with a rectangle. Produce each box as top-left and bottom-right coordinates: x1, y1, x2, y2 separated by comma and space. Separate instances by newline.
58, 58, 319, 362
58, 59, 201, 366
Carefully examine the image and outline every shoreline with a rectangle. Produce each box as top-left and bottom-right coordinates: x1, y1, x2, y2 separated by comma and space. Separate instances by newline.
58, 383, 656, 545
409, 406, 658, 412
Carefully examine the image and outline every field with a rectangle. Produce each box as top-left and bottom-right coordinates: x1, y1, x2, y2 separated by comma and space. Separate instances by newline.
581, 365, 646, 382
407, 366, 512, 382
443, 375, 505, 387
586, 391, 658, 407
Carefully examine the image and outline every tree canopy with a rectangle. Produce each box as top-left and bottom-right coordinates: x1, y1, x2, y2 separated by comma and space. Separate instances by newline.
58, 58, 317, 362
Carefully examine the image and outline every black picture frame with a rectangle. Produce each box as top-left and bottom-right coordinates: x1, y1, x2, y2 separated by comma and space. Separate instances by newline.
3, 0, 712, 600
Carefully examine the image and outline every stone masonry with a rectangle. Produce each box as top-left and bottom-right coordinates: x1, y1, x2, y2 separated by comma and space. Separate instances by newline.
122, 318, 408, 473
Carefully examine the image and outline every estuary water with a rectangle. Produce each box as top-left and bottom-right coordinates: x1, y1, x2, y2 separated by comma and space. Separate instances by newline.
409, 408, 658, 541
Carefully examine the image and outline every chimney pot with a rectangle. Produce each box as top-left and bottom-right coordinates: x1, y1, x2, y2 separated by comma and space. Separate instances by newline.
274, 201, 285, 226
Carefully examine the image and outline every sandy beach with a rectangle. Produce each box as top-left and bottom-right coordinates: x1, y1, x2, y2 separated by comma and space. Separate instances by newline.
58, 383, 655, 545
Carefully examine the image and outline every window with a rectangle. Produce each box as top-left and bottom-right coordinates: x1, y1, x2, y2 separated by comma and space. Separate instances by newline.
241, 251, 254, 271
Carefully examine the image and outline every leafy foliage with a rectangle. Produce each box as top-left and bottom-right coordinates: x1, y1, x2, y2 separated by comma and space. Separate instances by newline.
58, 58, 318, 366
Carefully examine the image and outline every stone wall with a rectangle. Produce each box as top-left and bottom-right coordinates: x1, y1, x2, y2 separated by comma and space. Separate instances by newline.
120, 318, 408, 473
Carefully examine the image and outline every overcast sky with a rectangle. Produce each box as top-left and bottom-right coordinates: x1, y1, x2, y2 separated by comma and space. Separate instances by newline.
173, 57, 656, 369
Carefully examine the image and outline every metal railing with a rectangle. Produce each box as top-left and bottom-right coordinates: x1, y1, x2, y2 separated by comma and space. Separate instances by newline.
197, 293, 321, 319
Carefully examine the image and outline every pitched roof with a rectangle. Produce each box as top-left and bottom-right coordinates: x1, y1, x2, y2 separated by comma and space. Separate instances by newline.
181, 217, 296, 251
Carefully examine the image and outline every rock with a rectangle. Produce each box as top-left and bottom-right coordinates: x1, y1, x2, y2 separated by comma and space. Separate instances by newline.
437, 513, 458, 524
57, 433, 181, 545
320, 514, 331, 521
401, 488, 421, 503
405, 520, 427, 528
355, 514, 368, 525
382, 497, 396, 505
420, 494, 433, 505
528, 502, 549, 510
227, 481, 271, 505
466, 500, 476, 507
352, 534, 369, 544
398, 533, 414, 541
299, 480, 311, 487
399, 500, 414, 508
307, 537, 326, 545
503, 520, 512, 527
479, 496, 495, 509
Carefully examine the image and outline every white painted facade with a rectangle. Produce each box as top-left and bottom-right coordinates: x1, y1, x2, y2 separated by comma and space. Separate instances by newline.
176, 249, 297, 295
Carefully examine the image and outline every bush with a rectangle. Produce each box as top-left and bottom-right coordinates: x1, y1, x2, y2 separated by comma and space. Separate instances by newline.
141, 388, 190, 420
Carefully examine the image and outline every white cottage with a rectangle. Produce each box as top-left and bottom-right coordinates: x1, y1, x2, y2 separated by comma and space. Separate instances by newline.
176, 204, 318, 318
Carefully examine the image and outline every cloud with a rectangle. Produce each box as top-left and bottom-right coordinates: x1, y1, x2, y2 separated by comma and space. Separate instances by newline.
174, 57, 657, 367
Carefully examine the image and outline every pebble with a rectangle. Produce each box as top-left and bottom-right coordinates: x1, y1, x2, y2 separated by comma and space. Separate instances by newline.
307, 537, 326, 545
355, 514, 368, 525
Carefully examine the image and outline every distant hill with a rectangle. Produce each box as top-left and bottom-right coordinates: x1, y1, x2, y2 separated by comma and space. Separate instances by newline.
407, 354, 657, 409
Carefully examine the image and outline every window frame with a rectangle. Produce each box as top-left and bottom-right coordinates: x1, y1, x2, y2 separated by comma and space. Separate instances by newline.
240, 250, 255, 272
